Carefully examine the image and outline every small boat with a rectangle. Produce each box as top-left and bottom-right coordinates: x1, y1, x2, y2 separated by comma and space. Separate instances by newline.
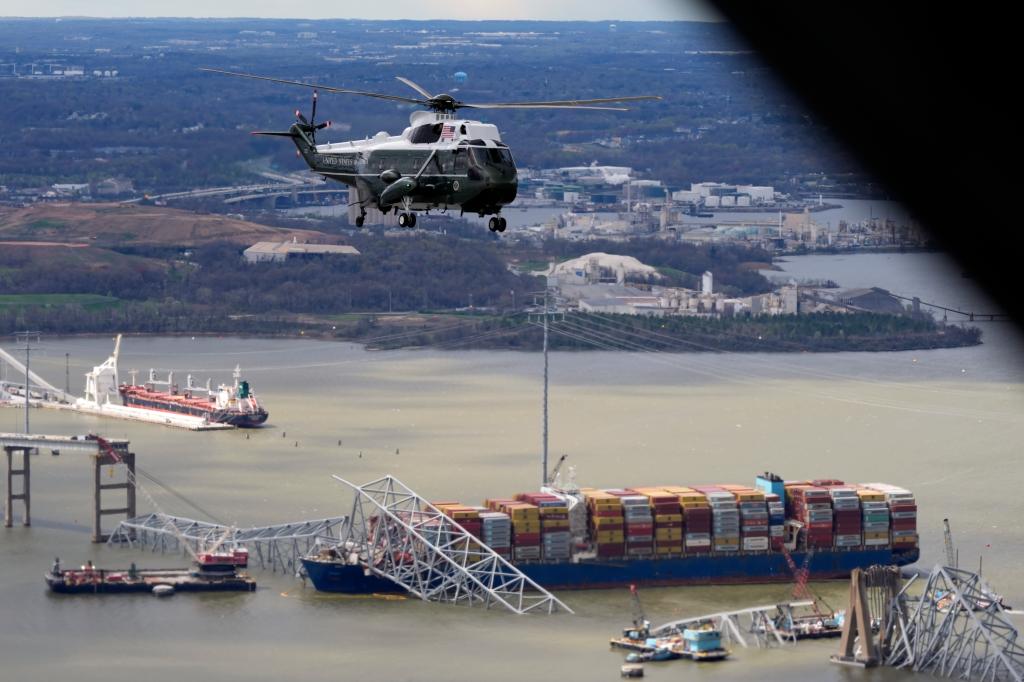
152, 584, 175, 597
620, 663, 644, 678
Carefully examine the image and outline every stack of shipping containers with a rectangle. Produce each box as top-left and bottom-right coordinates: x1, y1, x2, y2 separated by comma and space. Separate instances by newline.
617, 492, 654, 558
675, 489, 712, 552
434, 503, 482, 538
865, 483, 918, 550
766, 493, 786, 551
735, 488, 770, 552
506, 502, 541, 561
424, 476, 916, 565
855, 488, 890, 547
787, 485, 834, 548
479, 511, 512, 559
514, 493, 571, 561
829, 488, 863, 548
639, 489, 683, 556
702, 489, 740, 553
585, 490, 625, 558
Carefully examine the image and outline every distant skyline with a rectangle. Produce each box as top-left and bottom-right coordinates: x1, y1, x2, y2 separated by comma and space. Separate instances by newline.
0, 0, 723, 22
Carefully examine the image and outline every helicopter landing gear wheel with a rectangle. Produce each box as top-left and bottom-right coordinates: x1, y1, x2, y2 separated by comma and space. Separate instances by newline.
488, 216, 500, 232
398, 212, 410, 228
408, 212, 417, 228
355, 214, 365, 228
497, 217, 507, 233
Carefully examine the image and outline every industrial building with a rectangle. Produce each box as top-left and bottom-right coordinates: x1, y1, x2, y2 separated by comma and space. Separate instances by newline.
243, 240, 360, 263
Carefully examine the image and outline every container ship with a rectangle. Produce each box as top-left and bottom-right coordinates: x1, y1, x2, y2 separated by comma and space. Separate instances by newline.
119, 365, 268, 428
301, 473, 920, 592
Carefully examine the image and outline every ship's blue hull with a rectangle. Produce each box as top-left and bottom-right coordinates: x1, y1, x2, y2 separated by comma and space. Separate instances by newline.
301, 547, 919, 593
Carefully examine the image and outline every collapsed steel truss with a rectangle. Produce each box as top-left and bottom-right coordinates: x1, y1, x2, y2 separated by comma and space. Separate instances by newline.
881, 565, 1023, 681
651, 600, 817, 648
108, 512, 347, 574
335, 474, 572, 615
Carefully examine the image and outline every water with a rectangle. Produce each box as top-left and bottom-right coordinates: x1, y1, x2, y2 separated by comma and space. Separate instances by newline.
2, 253, 1023, 681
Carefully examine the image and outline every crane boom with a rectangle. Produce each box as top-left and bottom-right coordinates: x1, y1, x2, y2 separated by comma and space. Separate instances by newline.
943, 517, 957, 568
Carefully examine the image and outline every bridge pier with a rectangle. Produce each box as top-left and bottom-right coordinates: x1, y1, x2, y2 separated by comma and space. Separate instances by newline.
4, 445, 32, 527
93, 448, 135, 543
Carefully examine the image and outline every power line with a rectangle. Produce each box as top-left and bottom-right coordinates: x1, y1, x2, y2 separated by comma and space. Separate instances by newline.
533, 318, 1024, 424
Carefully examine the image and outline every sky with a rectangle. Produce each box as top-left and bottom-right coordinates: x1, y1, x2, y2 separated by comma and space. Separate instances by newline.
0, 0, 723, 21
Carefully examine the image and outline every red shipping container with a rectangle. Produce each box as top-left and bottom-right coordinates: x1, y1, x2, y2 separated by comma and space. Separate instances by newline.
597, 542, 624, 553
591, 523, 624, 532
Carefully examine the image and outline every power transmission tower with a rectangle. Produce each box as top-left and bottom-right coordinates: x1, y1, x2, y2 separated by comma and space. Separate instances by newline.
528, 283, 564, 487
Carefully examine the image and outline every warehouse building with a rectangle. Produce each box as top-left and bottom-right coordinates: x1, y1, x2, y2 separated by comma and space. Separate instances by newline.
243, 240, 360, 263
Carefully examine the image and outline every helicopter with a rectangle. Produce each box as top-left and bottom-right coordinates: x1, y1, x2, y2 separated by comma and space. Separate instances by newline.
201, 68, 660, 231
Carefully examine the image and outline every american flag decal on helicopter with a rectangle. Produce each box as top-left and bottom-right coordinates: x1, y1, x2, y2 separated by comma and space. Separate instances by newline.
440, 124, 456, 140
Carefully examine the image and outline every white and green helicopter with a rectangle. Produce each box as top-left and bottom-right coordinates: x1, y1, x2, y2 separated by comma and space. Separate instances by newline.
203, 68, 660, 231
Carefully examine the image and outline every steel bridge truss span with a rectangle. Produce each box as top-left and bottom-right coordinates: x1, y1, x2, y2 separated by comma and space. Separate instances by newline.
108, 513, 347, 575
652, 600, 818, 649
883, 565, 1023, 682
336, 474, 572, 615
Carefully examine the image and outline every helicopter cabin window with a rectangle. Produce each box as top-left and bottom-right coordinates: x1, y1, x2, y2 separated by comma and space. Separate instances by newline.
409, 123, 443, 144
469, 146, 514, 166
452, 150, 468, 172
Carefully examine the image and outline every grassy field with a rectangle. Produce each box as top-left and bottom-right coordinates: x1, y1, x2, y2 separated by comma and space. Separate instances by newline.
0, 293, 120, 310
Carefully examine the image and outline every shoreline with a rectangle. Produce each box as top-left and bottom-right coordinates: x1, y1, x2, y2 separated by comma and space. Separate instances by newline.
8, 314, 981, 355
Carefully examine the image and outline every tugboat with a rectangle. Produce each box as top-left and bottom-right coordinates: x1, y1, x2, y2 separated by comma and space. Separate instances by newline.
44, 549, 255, 595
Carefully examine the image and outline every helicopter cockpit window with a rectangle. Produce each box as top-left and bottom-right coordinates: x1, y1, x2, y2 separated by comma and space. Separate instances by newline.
409, 123, 443, 144
469, 146, 488, 166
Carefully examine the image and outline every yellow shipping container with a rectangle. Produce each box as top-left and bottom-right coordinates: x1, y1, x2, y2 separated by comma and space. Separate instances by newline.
656, 530, 683, 540
596, 531, 625, 543
512, 520, 541, 529
592, 516, 624, 527
654, 513, 683, 523
863, 531, 889, 540
539, 507, 568, 516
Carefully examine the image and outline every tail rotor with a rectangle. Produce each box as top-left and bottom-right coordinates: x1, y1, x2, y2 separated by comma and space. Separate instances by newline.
295, 90, 331, 144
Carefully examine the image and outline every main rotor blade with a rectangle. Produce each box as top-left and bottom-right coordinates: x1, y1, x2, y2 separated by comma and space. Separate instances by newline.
200, 68, 427, 106
462, 103, 632, 111
464, 95, 662, 108
395, 76, 434, 99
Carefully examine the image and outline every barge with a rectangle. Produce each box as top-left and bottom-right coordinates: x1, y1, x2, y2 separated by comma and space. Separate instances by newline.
45, 550, 255, 595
